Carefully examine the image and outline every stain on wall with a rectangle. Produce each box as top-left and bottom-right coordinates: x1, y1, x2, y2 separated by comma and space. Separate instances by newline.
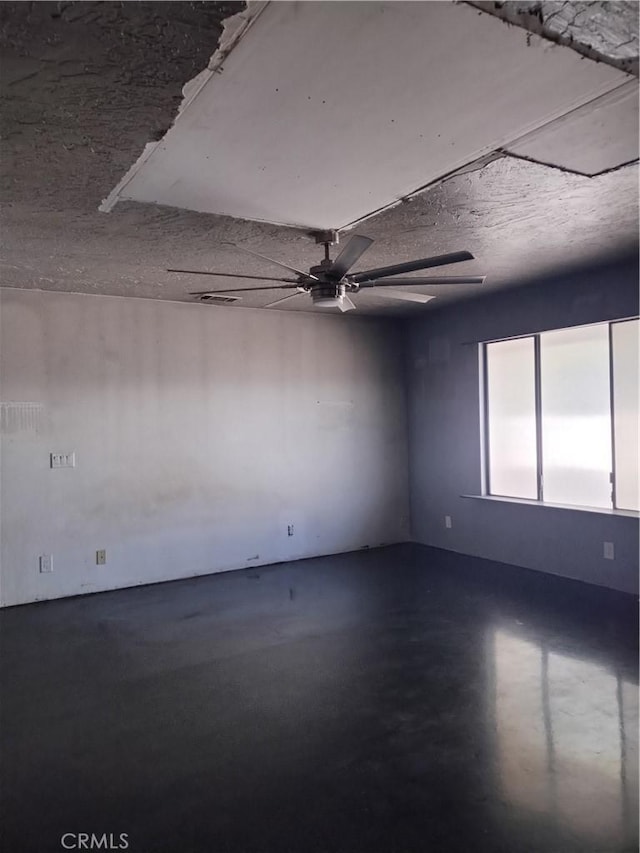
0, 288, 409, 607
0, 403, 46, 435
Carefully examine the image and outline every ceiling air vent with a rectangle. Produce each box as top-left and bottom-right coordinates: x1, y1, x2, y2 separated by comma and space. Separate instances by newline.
195, 294, 241, 305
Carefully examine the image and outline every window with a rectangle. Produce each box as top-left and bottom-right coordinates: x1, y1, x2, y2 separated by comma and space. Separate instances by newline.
540, 324, 611, 508
486, 337, 537, 500
484, 318, 639, 512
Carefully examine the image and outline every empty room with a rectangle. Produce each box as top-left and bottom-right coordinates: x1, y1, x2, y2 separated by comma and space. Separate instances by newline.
1, 2, 638, 852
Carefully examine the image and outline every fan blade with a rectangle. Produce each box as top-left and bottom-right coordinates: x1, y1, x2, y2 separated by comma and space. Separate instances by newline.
358, 275, 486, 287
370, 289, 435, 304
169, 269, 298, 284
328, 235, 374, 279
189, 284, 300, 295
264, 292, 304, 308
222, 242, 318, 280
352, 250, 474, 283
338, 295, 357, 312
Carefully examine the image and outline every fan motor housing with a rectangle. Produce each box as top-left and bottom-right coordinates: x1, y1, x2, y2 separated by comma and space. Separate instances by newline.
310, 281, 346, 307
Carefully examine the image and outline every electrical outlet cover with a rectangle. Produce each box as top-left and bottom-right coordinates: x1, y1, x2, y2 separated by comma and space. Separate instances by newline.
39, 554, 53, 573
50, 452, 76, 469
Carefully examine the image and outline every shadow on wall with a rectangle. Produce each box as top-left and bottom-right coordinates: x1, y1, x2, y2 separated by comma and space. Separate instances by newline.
406, 248, 639, 594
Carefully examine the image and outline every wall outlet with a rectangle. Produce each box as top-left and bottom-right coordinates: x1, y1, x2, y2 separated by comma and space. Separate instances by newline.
287, 524, 294, 537
50, 452, 76, 469
39, 554, 53, 573
96, 549, 107, 565
445, 515, 452, 529
603, 542, 615, 560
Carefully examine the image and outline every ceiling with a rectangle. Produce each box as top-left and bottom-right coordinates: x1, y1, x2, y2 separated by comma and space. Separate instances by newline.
471, 1, 639, 74
0, 1, 637, 318
103, 1, 634, 229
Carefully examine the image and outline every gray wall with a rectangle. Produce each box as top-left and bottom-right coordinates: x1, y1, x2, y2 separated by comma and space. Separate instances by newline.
0, 289, 409, 607
406, 252, 639, 594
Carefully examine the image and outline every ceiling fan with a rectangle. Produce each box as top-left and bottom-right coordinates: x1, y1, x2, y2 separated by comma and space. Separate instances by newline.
168, 233, 485, 312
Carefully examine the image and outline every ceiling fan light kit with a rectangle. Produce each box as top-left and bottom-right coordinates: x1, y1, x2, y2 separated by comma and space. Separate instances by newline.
311, 283, 354, 311
173, 233, 485, 313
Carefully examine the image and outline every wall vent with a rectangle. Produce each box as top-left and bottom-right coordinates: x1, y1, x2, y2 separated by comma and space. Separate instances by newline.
195, 294, 241, 305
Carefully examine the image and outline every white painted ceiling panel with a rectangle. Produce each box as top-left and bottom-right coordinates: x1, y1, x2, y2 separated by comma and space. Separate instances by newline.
503, 80, 639, 176
109, 1, 632, 229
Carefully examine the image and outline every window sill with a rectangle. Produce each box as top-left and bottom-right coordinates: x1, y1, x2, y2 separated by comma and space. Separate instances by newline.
461, 494, 639, 518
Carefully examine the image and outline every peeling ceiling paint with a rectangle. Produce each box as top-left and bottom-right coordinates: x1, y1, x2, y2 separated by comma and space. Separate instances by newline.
100, 1, 265, 214
469, 1, 639, 76
0, 1, 637, 317
102, 0, 634, 230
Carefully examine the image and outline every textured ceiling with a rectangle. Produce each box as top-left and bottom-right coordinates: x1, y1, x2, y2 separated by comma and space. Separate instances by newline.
104, 0, 632, 229
0, 1, 637, 318
470, 1, 639, 74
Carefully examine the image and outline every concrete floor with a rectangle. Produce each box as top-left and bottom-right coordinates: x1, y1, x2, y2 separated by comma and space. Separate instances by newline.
1, 544, 638, 853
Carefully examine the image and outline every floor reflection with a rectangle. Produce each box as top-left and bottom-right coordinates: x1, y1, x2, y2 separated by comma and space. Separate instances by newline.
493, 628, 638, 845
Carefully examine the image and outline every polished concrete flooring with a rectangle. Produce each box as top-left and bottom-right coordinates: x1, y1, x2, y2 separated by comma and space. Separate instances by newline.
2, 544, 638, 853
